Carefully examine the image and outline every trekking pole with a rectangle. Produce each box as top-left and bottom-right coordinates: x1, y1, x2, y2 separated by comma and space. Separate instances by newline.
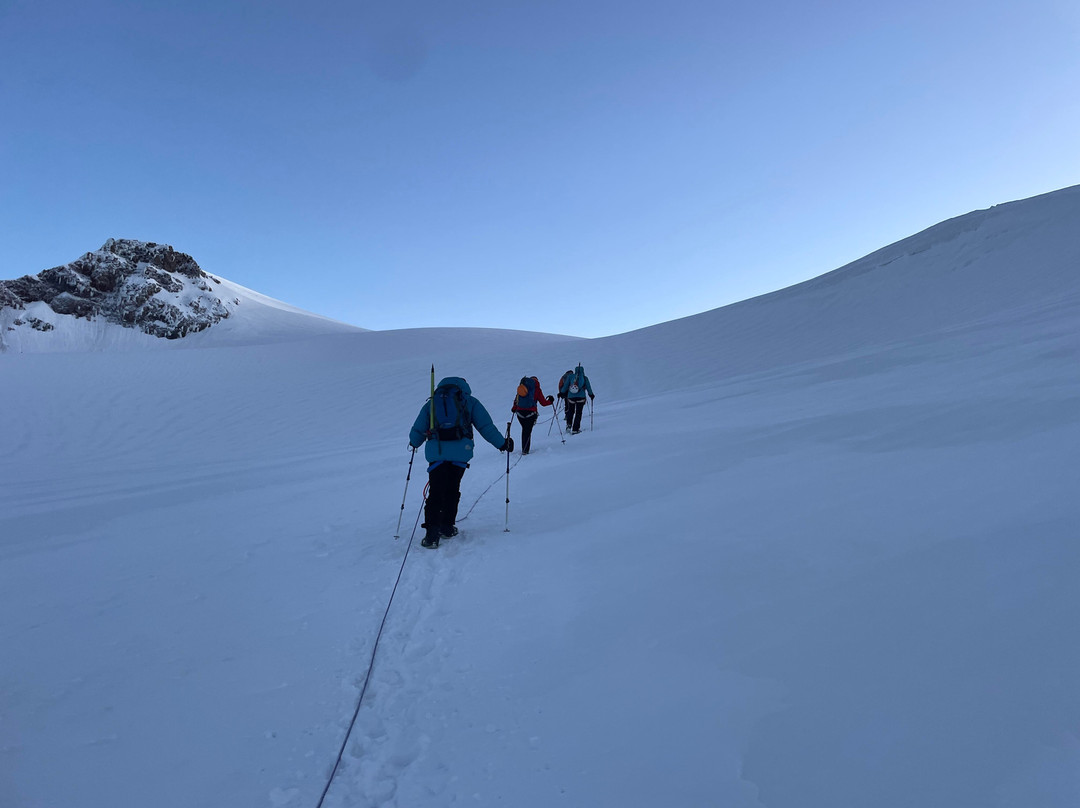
393, 446, 417, 539
550, 400, 565, 442
589, 397, 594, 431
504, 421, 512, 532
547, 398, 558, 436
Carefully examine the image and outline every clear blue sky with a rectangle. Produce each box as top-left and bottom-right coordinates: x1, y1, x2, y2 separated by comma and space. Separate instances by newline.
2, 0, 1078, 337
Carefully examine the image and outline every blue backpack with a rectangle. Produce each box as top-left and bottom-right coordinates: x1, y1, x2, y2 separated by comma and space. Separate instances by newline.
515, 376, 537, 409
432, 385, 471, 441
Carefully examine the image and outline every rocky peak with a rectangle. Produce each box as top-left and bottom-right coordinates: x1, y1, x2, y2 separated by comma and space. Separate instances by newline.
1, 239, 235, 339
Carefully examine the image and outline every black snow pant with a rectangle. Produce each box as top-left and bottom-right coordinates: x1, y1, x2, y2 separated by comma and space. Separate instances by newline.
516, 411, 538, 453
425, 462, 466, 538
567, 399, 586, 432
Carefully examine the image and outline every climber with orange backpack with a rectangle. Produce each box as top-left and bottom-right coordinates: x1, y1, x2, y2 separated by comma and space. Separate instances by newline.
511, 375, 554, 455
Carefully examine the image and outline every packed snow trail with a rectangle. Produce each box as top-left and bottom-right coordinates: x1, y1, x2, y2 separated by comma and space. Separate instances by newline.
316, 450, 527, 805
314, 528, 416, 808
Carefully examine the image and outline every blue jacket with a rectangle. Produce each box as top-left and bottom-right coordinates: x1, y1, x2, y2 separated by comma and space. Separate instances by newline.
409, 377, 506, 466
560, 365, 595, 401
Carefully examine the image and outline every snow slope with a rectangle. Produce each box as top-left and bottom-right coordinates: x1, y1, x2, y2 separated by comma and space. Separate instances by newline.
2, 185, 1079, 808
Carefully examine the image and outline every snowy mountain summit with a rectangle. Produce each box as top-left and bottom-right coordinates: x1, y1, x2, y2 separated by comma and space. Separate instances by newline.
0, 238, 362, 352
1, 239, 232, 339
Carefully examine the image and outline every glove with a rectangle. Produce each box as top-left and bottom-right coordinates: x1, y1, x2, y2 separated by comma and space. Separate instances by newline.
558, 392, 566, 399
501, 437, 514, 452
589, 394, 595, 400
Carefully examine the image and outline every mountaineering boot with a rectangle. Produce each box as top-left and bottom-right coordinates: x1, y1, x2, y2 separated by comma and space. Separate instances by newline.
440, 525, 459, 538
421, 529, 440, 548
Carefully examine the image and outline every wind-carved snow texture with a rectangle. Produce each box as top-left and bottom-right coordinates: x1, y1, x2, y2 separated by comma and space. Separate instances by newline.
0, 238, 233, 340
2, 185, 1079, 808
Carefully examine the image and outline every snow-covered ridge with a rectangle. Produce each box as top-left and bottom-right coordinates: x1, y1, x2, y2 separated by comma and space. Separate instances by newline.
0, 238, 363, 352
583, 182, 1080, 400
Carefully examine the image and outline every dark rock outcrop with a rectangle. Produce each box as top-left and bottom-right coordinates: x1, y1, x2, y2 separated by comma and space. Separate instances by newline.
0, 239, 233, 339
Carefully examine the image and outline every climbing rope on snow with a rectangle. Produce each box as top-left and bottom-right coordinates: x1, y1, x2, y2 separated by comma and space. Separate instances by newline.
315, 490, 426, 807
459, 454, 523, 523
317, 449, 524, 804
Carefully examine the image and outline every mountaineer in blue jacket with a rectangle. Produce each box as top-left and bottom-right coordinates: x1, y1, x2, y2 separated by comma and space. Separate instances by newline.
409, 376, 512, 548
559, 364, 595, 434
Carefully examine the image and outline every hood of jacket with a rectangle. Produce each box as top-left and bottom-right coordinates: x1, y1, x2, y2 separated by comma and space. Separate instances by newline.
436, 376, 471, 396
